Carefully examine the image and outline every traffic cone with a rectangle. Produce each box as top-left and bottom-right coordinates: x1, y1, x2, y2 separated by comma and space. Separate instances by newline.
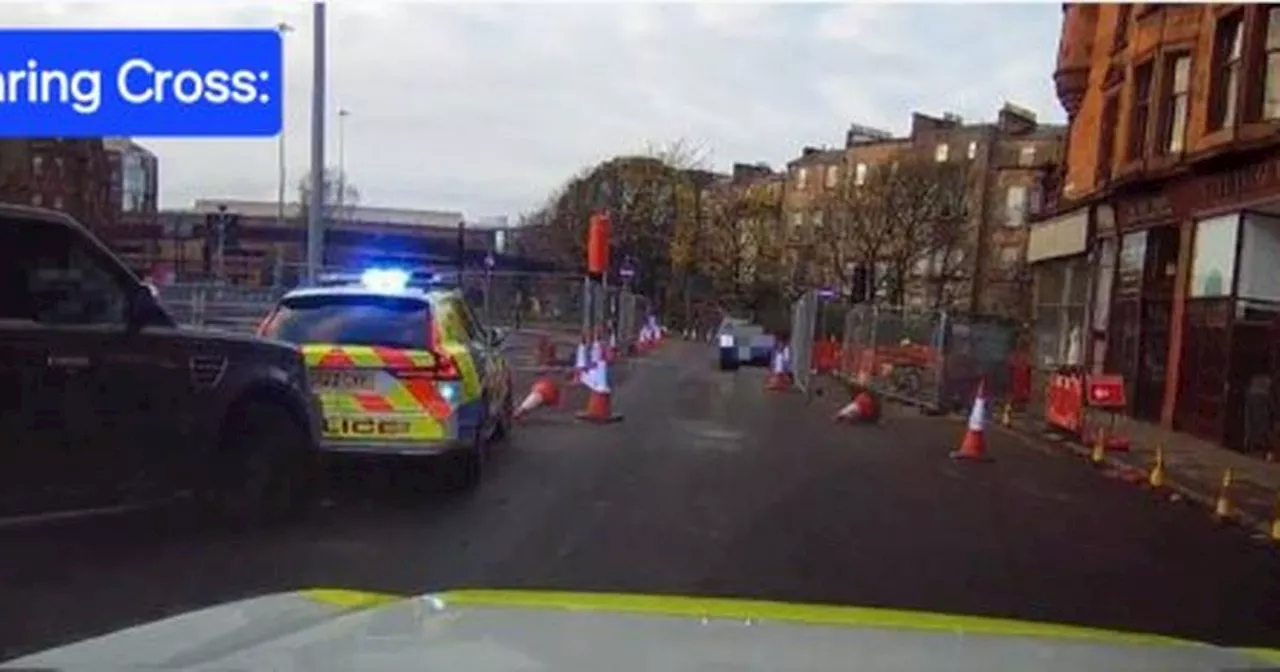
1091, 427, 1107, 465
1269, 493, 1280, 542
514, 377, 561, 420
950, 380, 991, 461
765, 349, 792, 391
1214, 468, 1233, 520
834, 390, 879, 424
576, 356, 623, 423
1148, 446, 1166, 489
568, 342, 588, 384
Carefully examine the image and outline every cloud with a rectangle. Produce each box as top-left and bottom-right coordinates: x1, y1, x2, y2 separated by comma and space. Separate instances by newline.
5, 2, 1065, 220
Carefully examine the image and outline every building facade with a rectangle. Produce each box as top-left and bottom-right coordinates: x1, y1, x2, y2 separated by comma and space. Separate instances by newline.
1034, 3, 1280, 451
781, 107, 1065, 317
0, 138, 112, 229
104, 138, 160, 217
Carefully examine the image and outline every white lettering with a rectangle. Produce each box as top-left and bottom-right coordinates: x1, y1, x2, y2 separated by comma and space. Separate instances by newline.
115, 58, 154, 103
0, 58, 102, 115
171, 70, 203, 103
111, 63, 265, 106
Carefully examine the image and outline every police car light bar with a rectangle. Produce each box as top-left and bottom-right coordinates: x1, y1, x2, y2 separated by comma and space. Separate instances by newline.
361, 268, 411, 292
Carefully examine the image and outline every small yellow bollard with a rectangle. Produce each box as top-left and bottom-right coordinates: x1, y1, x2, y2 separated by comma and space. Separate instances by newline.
1000, 400, 1013, 428
1270, 493, 1280, 542
1091, 428, 1107, 464
1214, 468, 1233, 520
1148, 446, 1165, 489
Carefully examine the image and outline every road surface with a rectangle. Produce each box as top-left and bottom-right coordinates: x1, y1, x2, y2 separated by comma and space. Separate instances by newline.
3, 339, 1280, 660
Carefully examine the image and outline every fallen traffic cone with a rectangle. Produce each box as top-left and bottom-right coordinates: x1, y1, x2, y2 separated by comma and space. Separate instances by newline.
1148, 446, 1166, 489
514, 377, 561, 420
834, 390, 880, 424
950, 380, 992, 461
1214, 468, 1233, 520
576, 356, 623, 423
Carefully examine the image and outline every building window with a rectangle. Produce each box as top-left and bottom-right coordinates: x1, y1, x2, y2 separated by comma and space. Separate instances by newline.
52, 195, 64, 210
1034, 257, 1089, 368
1190, 213, 1240, 298
54, 157, 64, 176
1263, 7, 1280, 120
1209, 11, 1244, 131
999, 245, 1021, 266
934, 143, 949, 163
790, 212, 803, 229
967, 141, 978, 160
31, 155, 43, 176
825, 165, 839, 189
1160, 53, 1192, 153
854, 162, 867, 186
1019, 145, 1036, 166
1098, 93, 1120, 182
1128, 60, 1154, 160
31, 193, 43, 207
812, 210, 825, 227
796, 167, 809, 190
1005, 185, 1027, 227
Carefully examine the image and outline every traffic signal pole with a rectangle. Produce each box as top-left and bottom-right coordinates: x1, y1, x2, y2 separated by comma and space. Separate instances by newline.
305, 1, 327, 284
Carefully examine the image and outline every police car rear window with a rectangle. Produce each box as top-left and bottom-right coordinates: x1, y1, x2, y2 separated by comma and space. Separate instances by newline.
263, 295, 431, 350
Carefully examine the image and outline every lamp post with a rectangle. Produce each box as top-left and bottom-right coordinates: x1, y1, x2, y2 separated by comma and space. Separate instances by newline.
336, 107, 351, 224
483, 251, 495, 326
276, 21, 293, 231
305, 1, 326, 283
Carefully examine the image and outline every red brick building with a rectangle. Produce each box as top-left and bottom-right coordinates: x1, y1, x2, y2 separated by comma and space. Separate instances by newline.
1032, 3, 1280, 451
0, 138, 112, 229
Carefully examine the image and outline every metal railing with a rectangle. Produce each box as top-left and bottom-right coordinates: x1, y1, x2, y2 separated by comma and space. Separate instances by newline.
837, 304, 1020, 413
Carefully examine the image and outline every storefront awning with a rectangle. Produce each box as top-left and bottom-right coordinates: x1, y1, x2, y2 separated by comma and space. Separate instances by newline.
1027, 207, 1090, 264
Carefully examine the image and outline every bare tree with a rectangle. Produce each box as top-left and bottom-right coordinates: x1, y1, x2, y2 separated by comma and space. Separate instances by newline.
298, 166, 360, 225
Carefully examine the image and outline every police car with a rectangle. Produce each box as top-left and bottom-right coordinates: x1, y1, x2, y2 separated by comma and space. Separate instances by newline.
257, 268, 515, 492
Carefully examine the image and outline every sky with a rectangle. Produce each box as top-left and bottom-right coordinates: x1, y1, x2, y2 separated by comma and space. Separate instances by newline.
7, 1, 1066, 222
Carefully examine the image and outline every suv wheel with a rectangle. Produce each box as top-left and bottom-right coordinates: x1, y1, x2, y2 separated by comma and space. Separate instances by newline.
212, 403, 315, 527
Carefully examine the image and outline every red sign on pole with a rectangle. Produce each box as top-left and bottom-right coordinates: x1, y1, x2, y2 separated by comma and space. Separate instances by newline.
1085, 374, 1127, 410
587, 211, 610, 277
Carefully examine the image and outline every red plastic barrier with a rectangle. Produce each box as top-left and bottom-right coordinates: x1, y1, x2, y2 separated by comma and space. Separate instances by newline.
1045, 369, 1085, 435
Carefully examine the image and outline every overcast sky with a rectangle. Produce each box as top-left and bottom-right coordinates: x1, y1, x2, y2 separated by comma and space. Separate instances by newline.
10, 1, 1064, 221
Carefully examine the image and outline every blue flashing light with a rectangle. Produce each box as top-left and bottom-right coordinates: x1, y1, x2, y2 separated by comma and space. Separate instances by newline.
361, 268, 411, 292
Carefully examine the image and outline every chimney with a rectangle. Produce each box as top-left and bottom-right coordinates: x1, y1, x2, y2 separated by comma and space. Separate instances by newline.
998, 103, 1039, 134
802, 146, 823, 157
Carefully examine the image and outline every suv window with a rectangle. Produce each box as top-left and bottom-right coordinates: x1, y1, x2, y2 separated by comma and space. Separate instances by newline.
0, 216, 130, 326
262, 294, 432, 350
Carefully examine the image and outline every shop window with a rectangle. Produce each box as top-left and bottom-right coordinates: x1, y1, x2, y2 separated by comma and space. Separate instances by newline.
1033, 256, 1088, 368
1117, 230, 1148, 297
1237, 213, 1280, 302
1190, 213, 1240, 298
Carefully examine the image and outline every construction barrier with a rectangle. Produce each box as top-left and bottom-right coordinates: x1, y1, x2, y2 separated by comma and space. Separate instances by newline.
837, 305, 1020, 414
789, 290, 819, 394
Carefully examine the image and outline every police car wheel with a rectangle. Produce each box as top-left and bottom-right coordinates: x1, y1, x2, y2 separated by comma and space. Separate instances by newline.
213, 403, 313, 526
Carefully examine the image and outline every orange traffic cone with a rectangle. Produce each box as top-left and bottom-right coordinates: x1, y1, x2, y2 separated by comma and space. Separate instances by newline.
834, 390, 880, 423
576, 356, 623, 423
514, 377, 561, 420
950, 380, 992, 461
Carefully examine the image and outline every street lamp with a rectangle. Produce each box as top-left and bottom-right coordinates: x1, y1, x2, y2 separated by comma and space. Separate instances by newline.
483, 251, 495, 325
336, 107, 351, 224
305, 1, 327, 284
276, 21, 293, 231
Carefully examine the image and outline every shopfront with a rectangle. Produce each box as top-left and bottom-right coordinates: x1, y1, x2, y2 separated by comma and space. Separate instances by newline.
1171, 150, 1280, 452
1105, 191, 1180, 424
1027, 206, 1092, 372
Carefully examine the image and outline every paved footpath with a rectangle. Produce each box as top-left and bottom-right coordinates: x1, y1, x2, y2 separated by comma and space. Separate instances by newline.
2, 340, 1280, 661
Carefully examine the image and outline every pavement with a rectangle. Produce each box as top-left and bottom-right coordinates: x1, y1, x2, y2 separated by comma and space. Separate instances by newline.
3, 339, 1280, 662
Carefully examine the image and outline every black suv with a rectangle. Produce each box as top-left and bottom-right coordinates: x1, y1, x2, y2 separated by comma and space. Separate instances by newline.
0, 205, 322, 528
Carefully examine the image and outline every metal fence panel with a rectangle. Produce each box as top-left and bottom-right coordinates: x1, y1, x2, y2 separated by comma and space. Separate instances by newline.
789, 290, 818, 393
156, 283, 284, 334
837, 304, 1020, 413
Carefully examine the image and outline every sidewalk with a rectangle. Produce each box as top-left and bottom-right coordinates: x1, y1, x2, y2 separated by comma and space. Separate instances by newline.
998, 403, 1280, 537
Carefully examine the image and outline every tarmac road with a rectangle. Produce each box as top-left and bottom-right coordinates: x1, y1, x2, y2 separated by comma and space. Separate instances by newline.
3, 339, 1280, 660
